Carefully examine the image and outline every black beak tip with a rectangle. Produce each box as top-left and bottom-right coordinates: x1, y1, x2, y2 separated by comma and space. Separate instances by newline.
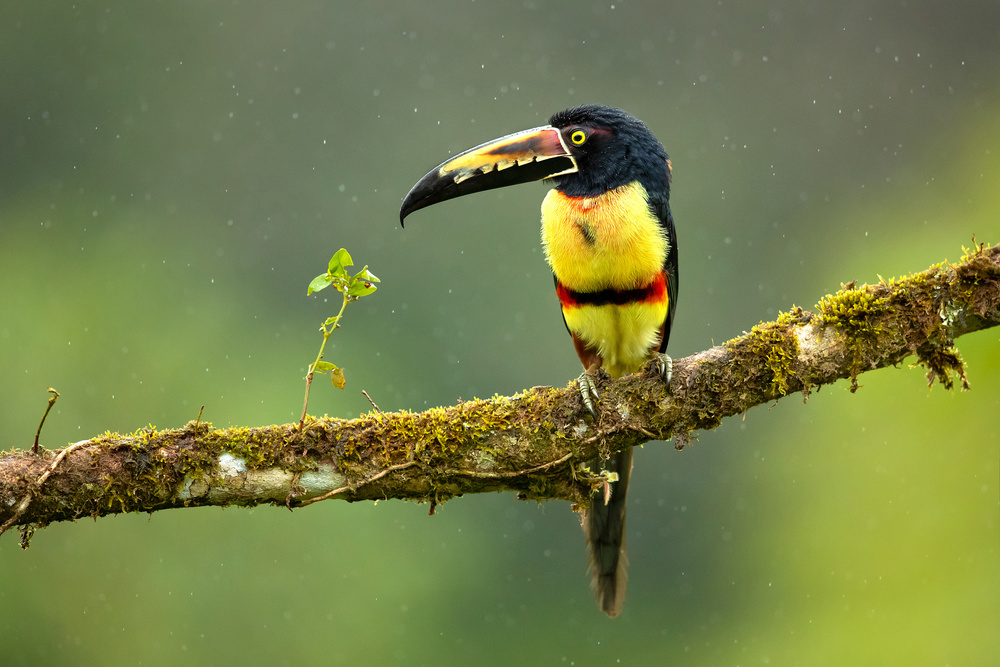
398, 188, 419, 227
398, 178, 439, 227
399, 195, 420, 227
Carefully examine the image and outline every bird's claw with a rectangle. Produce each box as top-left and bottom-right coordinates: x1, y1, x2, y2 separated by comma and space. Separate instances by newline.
577, 373, 600, 415
654, 353, 673, 384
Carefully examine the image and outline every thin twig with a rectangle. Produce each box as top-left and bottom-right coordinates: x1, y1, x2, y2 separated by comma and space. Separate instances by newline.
361, 389, 382, 413
452, 452, 574, 478
293, 460, 419, 508
300, 294, 350, 430
194, 405, 205, 435
32, 388, 59, 455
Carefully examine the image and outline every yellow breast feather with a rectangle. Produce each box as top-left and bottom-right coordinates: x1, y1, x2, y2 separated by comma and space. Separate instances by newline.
540, 182, 668, 292
561, 300, 669, 377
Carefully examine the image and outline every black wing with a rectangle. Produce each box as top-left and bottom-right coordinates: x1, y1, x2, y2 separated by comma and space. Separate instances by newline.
648, 191, 678, 353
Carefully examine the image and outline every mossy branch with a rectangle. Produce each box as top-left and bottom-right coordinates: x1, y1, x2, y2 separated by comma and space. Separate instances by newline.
2, 243, 998, 544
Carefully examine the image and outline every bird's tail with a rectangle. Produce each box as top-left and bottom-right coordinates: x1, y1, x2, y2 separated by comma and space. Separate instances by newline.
583, 447, 633, 617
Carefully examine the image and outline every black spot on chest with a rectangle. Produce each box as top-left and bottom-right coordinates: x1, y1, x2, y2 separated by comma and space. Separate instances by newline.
575, 219, 596, 246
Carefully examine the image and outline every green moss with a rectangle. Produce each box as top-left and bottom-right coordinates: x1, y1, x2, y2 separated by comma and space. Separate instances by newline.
755, 323, 798, 395
917, 344, 969, 391
365, 396, 517, 469
219, 426, 281, 470
953, 241, 1000, 319
725, 314, 801, 398
814, 284, 890, 391
815, 284, 889, 330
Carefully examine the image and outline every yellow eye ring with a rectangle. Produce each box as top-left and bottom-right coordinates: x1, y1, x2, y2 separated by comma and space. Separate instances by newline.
570, 130, 587, 145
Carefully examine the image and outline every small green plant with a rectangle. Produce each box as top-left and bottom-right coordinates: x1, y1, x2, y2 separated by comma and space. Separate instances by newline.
299, 248, 379, 429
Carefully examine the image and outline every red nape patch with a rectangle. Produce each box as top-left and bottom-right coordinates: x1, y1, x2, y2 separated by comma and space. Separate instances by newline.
557, 273, 668, 309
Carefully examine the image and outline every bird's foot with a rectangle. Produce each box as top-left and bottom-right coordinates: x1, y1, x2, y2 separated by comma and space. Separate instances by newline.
577, 371, 600, 415
651, 352, 673, 384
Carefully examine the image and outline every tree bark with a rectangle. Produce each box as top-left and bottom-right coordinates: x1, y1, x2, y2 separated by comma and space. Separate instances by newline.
2, 243, 998, 545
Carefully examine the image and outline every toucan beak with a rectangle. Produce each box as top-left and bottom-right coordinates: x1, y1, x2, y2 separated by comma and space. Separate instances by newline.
399, 125, 578, 225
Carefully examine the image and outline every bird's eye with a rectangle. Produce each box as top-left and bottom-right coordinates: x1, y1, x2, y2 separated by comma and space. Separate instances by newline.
570, 129, 587, 145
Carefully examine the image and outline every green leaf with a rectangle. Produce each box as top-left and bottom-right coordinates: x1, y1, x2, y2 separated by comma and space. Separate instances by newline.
347, 280, 378, 298
353, 266, 381, 284
307, 274, 333, 295
330, 366, 346, 389
327, 248, 354, 278
313, 361, 336, 372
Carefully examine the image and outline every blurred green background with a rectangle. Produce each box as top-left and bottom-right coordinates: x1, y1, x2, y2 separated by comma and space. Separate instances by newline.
2, 2, 998, 665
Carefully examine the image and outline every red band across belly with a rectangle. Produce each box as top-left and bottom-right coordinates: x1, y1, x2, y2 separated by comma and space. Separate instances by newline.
557, 272, 668, 309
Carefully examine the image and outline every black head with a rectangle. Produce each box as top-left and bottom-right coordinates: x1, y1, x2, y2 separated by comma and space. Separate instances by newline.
547, 105, 670, 199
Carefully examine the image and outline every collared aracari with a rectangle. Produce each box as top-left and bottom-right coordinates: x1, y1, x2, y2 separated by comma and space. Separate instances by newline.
399, 105, 678, 617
